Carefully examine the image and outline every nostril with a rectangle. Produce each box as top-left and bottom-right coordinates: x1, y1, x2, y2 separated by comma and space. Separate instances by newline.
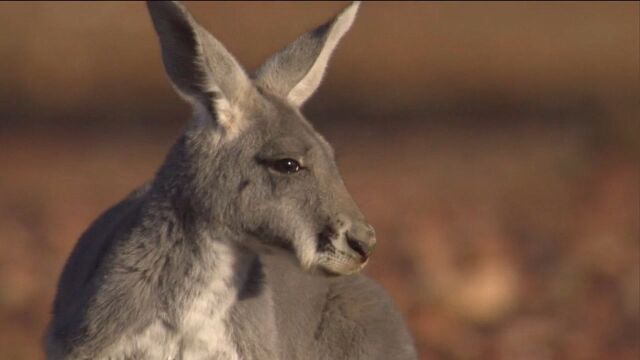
346, 237, 369, 260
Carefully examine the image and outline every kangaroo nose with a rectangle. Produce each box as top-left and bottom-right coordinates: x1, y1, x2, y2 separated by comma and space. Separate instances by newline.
345, 224, 376, 261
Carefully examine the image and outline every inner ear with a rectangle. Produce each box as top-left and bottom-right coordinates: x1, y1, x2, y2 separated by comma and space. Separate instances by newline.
204, 92, 247, 138
253, 2, 360, 107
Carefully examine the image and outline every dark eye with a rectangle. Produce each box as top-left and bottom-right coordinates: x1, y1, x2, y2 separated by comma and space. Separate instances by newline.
270, 158, 302, 174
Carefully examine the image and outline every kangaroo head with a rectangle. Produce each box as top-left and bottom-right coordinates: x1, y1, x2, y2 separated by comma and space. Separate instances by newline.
147, 1, 373, 276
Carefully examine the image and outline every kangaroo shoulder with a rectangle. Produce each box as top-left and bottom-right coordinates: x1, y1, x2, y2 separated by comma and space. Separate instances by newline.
317, 275, 418, 359
54, 183, 151, 305
46, 183, 151, 357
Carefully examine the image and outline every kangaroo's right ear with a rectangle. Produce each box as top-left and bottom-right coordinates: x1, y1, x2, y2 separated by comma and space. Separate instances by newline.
147, 1, 251, 131
254, 2, 360, 108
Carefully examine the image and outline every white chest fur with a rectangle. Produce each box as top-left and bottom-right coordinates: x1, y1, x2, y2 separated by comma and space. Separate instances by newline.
107, 241, 242, 360
178, 241, 240, 359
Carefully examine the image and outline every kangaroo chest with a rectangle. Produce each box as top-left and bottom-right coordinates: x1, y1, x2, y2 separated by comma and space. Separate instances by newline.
129, 292, 239, 360
110, 243, 243, 360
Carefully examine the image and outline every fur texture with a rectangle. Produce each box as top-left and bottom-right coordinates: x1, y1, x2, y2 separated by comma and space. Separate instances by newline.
45, 2, 416, 359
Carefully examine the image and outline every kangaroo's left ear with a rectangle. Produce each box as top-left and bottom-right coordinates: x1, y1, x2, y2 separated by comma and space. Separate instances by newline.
254, 2, 360, 107
147, 1, 252, 132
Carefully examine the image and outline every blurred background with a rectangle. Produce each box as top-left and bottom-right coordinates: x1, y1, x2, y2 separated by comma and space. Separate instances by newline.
0, 1, 638, 359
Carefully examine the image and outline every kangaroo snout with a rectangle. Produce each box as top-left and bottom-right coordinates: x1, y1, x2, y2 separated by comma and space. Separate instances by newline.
328, 214, 376, 263
345, 222, 376, 261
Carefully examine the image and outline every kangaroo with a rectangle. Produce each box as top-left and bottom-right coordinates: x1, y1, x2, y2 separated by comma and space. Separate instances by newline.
44, 2, 416, 359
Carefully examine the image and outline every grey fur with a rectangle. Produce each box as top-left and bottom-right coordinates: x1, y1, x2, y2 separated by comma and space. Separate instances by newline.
45, 2, 416, 359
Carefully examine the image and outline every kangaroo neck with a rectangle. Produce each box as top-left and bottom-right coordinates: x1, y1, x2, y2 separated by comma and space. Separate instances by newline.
134, 191, 253, 309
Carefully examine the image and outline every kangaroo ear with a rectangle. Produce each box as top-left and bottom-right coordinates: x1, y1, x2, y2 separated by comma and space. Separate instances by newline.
254, 2, 360, 107
147, 1, 251, 130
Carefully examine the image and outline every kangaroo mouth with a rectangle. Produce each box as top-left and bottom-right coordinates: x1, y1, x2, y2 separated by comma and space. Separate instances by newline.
244, 227, 368, 276
315, 229, 368, 276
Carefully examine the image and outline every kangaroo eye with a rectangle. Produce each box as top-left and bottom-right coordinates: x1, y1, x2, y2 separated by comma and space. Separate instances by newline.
270, 158, 302, 174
